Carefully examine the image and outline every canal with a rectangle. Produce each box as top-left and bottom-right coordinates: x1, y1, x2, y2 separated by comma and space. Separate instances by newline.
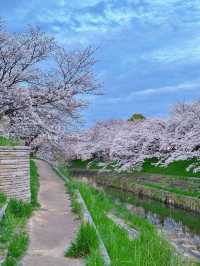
104, 186, 200, 261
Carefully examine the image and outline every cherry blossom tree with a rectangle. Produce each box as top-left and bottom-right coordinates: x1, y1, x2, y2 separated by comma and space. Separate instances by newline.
64, 100, 200, 172
159, 101, 200, 165
0, 20, 100, 152
62, 118, 165, 170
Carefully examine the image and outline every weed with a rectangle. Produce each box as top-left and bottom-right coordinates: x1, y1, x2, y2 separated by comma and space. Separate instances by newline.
8, 199, 33, 219
66, 223, 98, 258
7, 233, 29, 258
2, 257, 17, 266
0, 193, 7, 208
30, 160, 40, 207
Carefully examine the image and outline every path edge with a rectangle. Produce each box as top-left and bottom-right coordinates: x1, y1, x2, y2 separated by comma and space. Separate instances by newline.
35, 157, 111, 266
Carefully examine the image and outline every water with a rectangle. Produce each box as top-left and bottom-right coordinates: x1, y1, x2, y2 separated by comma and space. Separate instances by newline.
104, 187, 200, 261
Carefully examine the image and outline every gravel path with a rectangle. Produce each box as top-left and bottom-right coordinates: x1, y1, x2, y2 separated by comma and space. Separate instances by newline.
22, 160, 82, 266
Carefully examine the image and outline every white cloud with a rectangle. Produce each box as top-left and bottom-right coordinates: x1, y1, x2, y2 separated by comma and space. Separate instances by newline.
142, 36, 200, 64
105, 80, 200, 104
135, 81, 200, 95
11, 0, 200, 46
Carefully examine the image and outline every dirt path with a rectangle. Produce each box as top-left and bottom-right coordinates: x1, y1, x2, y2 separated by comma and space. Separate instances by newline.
22, 160, 82, 266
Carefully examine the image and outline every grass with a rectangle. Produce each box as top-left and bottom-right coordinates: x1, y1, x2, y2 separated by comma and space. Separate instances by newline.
0, 136, 23, 146
0, 159, 40, 265
8, 199, 33, 219
69, 159, 92, 169
141, 158, 200, 178
62, 175, 104, 265
144, 182, 200, 198
68, 158, 200, 204
0, 193, 7, 208
69, 158, 200, 178
65, 178, 196, 266
86, 249, 105, 266
7, 232, 29, 259
30, 160, 40, 207
60, 160, 200, 265
0, 200, 32, 266
65, 223, 99, 258
57, 164, 70, 177
105, 187, 200, 235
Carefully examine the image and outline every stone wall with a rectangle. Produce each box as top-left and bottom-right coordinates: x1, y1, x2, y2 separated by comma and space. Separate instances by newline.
0, 146, 30, 202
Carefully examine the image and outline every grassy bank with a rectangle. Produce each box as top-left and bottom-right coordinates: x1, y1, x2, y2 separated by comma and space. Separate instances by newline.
105, 187, 200, 235
64, 180, 104, 266
141, 158, 200, 178
0, 136, 23, 146
64, 176, 196, 266
0, 200, 32, 266
76, 173, 200, 212
0, 159, 40, 266
68, 157, 200, 214
143, 182, 200, 198
68, 158, 200, 178
68, 158, 200, 199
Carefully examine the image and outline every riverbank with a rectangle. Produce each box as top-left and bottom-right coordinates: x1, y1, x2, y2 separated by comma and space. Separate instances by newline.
64, 178, 198, 266
69, 168, 200, 213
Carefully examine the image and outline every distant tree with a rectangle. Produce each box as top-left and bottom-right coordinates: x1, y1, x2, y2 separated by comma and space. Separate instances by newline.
64, 100, 200, 173
128, 113, 145, 122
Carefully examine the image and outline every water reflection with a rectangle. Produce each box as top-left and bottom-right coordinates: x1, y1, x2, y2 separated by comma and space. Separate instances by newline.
127, 203, 200, 260
107, 188, 200, 261
80, 177, 200, 261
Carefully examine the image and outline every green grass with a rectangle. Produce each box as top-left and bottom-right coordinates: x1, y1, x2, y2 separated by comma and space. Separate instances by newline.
7, 232, 29, 259
65, 223, 99, 258
141, 158, 200, 178
62, 174, 104, 265
0, 159, 40, 265
0, 193, 7, 208
105, 187, 200, 235
67, 180, 196, 266
68, 158, 200, 203
69, 158, 200, 178
144, 182, 200, 198
30, 160, 40, 207
0, 136, 23, 146
70, 159, 92, 169
86, 249, 105, 266
8, 199, 33, 219
57, 164, 70, 177
0, 200, 32, 266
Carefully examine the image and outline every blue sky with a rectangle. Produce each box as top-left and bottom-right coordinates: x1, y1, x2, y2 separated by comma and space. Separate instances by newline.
1, 0, 200, 126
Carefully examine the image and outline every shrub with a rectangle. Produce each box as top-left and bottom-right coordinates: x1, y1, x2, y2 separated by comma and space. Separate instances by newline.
8, 199, 33, 219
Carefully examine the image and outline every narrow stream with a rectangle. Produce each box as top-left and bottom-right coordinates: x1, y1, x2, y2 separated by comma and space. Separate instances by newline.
104, 187, 200, 262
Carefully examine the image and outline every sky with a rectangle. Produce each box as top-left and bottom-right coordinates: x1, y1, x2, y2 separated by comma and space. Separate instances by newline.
1, 0, 200, 126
